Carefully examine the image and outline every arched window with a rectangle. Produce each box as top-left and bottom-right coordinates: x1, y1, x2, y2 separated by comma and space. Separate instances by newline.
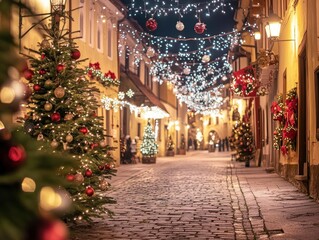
89, 3, 94, 46
79, 0, 86, 40
107, 21, 113, 58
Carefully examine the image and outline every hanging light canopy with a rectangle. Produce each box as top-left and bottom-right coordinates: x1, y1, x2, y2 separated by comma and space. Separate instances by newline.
264, 12, 282, 39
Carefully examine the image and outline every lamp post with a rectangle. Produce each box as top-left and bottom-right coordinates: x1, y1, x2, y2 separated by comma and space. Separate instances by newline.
264, 12, 282, 40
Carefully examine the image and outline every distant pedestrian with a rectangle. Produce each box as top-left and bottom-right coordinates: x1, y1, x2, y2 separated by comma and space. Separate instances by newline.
218, 139, 222, 152
225, 137, 229, 151
194, 139, 198, 150
222, 139, 225, 152
188, 137, 193, 151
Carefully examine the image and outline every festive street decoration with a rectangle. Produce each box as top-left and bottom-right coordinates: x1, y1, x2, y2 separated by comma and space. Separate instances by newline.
85, 62, 120, 86
271, 88, 298, 155
141, 121, 158, 163
22, 5, 117, 223
146, 18, 158, 31
194, 22, 206, 34
231, 66, 258, 97
176, 21, 185, 31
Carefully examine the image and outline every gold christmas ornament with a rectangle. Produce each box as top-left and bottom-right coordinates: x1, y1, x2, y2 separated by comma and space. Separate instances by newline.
99, 179, 109, 191
44, 79, 54, 89
74, 173, 84, 183
201, 55, 210, 63
37, 133, 44, 141
176, 21, 185, 31
64, 113, 74, 121
66, 133, 73, 143
51, 139, 59, 149
54, 86, 65, 98
44, 102, 53, 111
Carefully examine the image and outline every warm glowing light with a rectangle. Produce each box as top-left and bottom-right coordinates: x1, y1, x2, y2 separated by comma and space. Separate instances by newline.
21, 177, 36, 192
0, 86, 15, 104
40, 187, 62, 211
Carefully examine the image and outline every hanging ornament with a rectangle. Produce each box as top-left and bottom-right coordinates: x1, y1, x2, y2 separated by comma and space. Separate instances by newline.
22, 83, 32, 100
74, 173, 84, 183
64, 113, 74, 121
90, 143, 99, 149
39, 69, 46, 75
71, 49, 81, 60
56, 64, 65, 73
66, 174, 75, 182
183, 68, 191, 75
40, 39, 51, 49
84, 169, 93, 177
100, 140, 107, 147
146, 18, 157, 31
44, 79, 53, 88
33, 84, 41, 92
194, 22, 206, 34
79, 126, 88, 134
41, 53, 46, 60
85, 186, 94, 196
54, 86, 65, 98
51, 112, 61, 122
99, 179, 109, 191
50, 139, 59, 149
0, 141, 26, 174
23, 69, 34, 80
66, 133, 73, 143
176, 21, 185, 31
44, 102, 53, 111
146, 47, 155, 58
201, 55, 210, 63
37, 133, 44, 141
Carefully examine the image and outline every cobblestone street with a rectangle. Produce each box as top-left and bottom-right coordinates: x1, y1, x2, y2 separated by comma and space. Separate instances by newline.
72, 151, 319, 240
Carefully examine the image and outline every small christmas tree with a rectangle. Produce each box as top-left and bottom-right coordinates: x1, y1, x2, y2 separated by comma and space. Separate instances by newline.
21, 4, 116, 222
141, 122, 158, 163
235, 122, 255, 167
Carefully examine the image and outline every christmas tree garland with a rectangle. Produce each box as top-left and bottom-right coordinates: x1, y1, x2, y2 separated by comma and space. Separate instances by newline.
86, 62, 120, 87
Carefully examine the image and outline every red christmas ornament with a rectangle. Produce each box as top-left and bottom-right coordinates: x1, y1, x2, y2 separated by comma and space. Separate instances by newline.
194, 22, 206, 34
85, 186, 94, 196
105, 164, 111, 170
66, 174, 75, 182
39, 69, 46, 75
33, 84, 41, 91
41, 53, 46, 60
79, 127, 88, 134
146, 18, 158, 31
26, 218, 69, 240
90, 143, 99, 149
23, 69, 34, 80
98, 165, 105, 170
0, 141, 26, 173
23, 83, 32, 100
56, 64, 65, 73
71, 49, 81, 60
84, 169, 93, 177
51, 112, 61, 122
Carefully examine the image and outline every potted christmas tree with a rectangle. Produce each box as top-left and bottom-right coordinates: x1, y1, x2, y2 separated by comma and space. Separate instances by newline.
166, 135, 175, 156
141, 122, 158, 164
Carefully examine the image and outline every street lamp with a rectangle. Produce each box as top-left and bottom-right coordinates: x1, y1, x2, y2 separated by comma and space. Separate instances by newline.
50, 0, 66, 13
264, 12, 282, 40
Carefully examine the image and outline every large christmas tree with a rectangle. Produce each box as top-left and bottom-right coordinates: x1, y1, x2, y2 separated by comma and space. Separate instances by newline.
22, 3, 116, 222
0, 1, 74, 239
141, 121, 158, 163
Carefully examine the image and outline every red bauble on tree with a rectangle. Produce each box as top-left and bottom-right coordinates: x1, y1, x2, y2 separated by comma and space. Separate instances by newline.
0, 140, 26, 174
33, 84, 41, 92
79, 127, 88, 134
66, 174, 75, 182
85, 186, 94, 196
23, 69, 34, 80
84, 169, 93, 177
39, 69, 46, 75
51, 112, 61, 122
56, 64, 65, 73
41, 53, 46, 60
71, 49, 81, 60
146, 18, 158, 31
194, 22, 206, 34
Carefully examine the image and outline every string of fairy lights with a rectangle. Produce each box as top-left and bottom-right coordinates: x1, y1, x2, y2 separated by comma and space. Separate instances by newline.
128, 0, 234, 17
116, 0, 245, 114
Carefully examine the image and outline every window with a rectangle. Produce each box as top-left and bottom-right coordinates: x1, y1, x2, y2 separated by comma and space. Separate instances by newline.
79, 1, 85, 40
137, 123, 141, 138
97, 20, 103, 51
89, 6, 94, 46
107, 22, 113, 58
125, 48, 130, 70
145, 65, 151, 89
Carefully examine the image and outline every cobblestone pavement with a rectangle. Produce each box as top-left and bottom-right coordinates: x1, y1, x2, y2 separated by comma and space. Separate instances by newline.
71, 151, 319, 240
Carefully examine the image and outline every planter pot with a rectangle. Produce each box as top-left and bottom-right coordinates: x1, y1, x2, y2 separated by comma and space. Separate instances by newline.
179, 149, 186, 155
142, 156, 156, 164
166, 150, 175, 157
